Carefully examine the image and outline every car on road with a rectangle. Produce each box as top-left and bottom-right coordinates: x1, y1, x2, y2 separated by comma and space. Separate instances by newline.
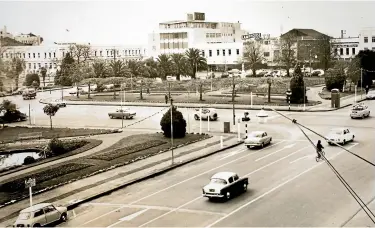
325, 128, 355, 145
13, 203, 68, 227
202, 172, 248, 201
22, 88, 36, 100
49, 99, 67, 107
108, 108, 136, 119
194, 108, 218, 121
0, 109, 27, 123
350, 103, 370, 119
244, 131, 272, 148
366, 90, 375, 100
69, 87, 84, 95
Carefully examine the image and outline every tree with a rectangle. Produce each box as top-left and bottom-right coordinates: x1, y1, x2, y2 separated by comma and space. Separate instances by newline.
69, 44, 92, 64
79, 65, 95, 99
290, 63, 307, 104
31, 80, 39, 89
5, 57, 25, 90
171, 53, 187, 81
185, 48, 207, 79
316, 35, 336, 71
102, 77, 128, 99
243, 41, 264, 77
144, 58, 160, 78
25, 73, 40, 87
0, 99, 16, 127
347, 57, 361, 91
157, 54, 172, 80
109, 60, 131, 78
55, 53, 75, 86
92, 60, 108, 78
357, 50, 375, 87
160, 106, 186, 138
278, 34, 297, 77
43, 104, 59, 129
40, 67, 47, 87
127, 60, 144, 78
324, 61, 347, 91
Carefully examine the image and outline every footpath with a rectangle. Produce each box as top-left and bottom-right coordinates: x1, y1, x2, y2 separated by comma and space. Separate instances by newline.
0, 133, 242, 226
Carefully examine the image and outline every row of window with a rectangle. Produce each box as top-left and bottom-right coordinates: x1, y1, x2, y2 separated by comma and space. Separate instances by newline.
27, 62, 57, 70
161, 22, 217, 29
363, 36, 375, 43
334, 47, 356, 56
93, 49, 141, 57
364, 47, 375, 51
160, 42, 189, 49
160, 32, 188, 40
1, 52, 56, 59
205, 49, 241, 57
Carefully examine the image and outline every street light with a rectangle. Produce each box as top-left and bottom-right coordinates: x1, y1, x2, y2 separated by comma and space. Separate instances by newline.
286, 89, 292, 110
170, 98, 174, 165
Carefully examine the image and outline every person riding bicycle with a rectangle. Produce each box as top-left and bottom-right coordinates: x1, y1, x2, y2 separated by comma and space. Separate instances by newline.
316, 140, 324, 159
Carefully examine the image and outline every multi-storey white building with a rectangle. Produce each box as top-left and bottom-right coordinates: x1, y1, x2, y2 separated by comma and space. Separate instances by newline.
331, 37, 359, 61
0, 26, 13, 39
1, 43, 146, 87
359, 27, 375, 51
148, 12, 247, 67
14, 33, 43, 45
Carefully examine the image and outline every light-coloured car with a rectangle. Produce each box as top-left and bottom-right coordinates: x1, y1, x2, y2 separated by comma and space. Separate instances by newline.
350, 103, 370, 119
49, 99, 67, 107
13, 203, 68, 227
244, 131, 272, 148
194, 108, 218, 121
325, 128, 355, 145
69, 87, 84, 95
108, 108, 136, 119
202, 172, 248, 200
366, 90, 375, 100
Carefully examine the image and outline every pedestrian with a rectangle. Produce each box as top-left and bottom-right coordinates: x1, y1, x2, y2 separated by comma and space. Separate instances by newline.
365, 85, 369, 94
165, 94, 168, 104
147, 88, 150, 94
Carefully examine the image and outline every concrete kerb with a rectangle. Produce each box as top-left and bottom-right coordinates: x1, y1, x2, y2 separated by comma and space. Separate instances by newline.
65, 140, 243, 211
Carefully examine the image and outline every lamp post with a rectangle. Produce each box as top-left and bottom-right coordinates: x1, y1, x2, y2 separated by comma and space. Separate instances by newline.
232, 72, 235, 125
286, 89, 292, 110
170, 98, 174, 165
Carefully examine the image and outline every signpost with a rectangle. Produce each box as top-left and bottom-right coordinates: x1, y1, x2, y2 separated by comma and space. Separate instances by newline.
25, 178, 36, 207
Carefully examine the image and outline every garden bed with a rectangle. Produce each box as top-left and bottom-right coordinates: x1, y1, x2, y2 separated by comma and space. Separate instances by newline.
0, 133, 209, 206
0, 126, 114, 143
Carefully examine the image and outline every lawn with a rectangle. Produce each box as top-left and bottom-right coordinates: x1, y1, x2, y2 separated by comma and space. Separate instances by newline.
0, 133, 209, 206
0, 126, 114, 143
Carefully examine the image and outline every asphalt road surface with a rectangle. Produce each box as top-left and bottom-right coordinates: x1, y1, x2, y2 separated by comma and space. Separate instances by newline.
52, 99, 375, 227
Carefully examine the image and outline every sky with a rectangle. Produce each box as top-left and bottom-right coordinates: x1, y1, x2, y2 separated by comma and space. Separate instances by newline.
0, 0, 374, 46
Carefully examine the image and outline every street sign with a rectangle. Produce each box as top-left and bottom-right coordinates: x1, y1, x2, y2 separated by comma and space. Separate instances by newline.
242, 33, 262, 41
25, 178, 36, 188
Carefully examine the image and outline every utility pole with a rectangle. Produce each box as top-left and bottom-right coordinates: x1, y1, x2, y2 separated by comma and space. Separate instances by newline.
232, 75, 235, 125
170, 98, 174, 165
361, 68, 363, 99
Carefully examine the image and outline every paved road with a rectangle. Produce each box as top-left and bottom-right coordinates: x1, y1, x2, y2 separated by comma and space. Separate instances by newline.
50, 99, 375, 227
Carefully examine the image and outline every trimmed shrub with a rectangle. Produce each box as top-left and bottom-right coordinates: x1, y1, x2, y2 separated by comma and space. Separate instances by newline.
290, 64, 308, 104
47, 138, 88, 157
160, 106, 186, 138
23, 156, 36, 165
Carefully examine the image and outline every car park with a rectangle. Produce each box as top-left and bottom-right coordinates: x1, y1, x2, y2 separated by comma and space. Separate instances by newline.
202, 172, 248, 201
194, 108, 218, 121
325, 128, 355, 145
49, 99, 67, 107
244, 131, 272, 148
350, 103, 370, 119
13, 203, 68, 227
366, 90, 375, 100
108, 108, 136, 119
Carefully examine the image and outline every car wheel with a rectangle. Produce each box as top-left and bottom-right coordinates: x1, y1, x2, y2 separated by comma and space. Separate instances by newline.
362, 114, 365, 119
194, 115, 199, 120
33, 224, 41, 227
352, 135, 355, 141
109, 116, 113, 119
247, 145, 251, 149
60, 213, 67, 222
351, 116, 354, 119
226, 191, 231, 200
261, 143, 264, 148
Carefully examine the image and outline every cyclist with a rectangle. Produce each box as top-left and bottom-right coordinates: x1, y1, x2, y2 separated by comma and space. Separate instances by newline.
316, 140, 324, 159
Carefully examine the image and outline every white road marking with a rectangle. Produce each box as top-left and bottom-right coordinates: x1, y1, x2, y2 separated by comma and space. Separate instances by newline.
79, 140, 286, 226
289, 155, 314, 164
255, 143, 297, 162
219, 148, 246, 160
107, 209, 148, 228
205, 143, 359, 228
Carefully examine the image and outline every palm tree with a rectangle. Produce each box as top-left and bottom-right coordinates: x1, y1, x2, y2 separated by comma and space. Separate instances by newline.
40, 67, 47, 87
108, 60, 131, 99
171, 53, 187, 81
157, 54, 172, 80
92, 61, 108, 78
185, 48, 207, 79
127, 60, 143, 78
144, 58, 159, 78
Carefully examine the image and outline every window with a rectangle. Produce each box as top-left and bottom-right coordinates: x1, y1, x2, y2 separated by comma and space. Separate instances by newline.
264, 40, 269, 45
49, 53, 51, 58
346, 48, 349, 55
34, 210, 44, 217
372, 36, 375, 42
107, 51, 109, 56
54, 63, 57, 69
340, 48, 343, 55
236, 49, 240, 55
264, 52, 270, 57
45, 63, 47, 68
49, 63, 52, 69
33, 63, 36, 69
209, 50, 212, 57
372, 47, 375, 51
365, 47, 369, 50
217, 49, 220, 56
44, 206, 56, 213
28, 63, 31, 69
223, 49, 226, 56
233, 175, 239, 181
228, 177, 234, 183
94, 51, 97, 56
100, 51, 102, 56
23, 53, 25, 58
228, 49, 231, 56
5, 53, 8, 58
33, 53, 35, 58
201, 50, 205, 57
28, 53, 31, 58
364, 37, 368, 43
53, 52, 56, 58
38, 63, 41, 68
352, 48, 355, 55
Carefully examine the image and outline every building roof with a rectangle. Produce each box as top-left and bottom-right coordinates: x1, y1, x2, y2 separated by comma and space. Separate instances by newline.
20, 203, 53, 213
281, 28, 330, 39
159, 20, 219, 25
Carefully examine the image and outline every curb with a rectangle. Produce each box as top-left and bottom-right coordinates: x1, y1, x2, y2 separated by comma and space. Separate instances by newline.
66, 140, 243, 210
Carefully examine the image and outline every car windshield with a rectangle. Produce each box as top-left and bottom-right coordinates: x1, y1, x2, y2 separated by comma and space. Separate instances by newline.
18, 212, 31, 220
330, 130, 342, 135
210, 178, 227, 185
249, 133, 262, 138
352, 107, 364, 111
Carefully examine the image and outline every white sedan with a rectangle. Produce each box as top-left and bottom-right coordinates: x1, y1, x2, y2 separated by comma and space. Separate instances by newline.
350, 103, 370, 119
325, 128, 355, 145
244, 131, 272, 148
366, 90, 375, 100
49, 99, 67, 107
194, 108, 218, 121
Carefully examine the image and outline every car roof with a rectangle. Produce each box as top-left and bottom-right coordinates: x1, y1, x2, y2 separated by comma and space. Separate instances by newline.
249, 131, 266, 135
211, 172, 237, 180
20, 203, 52, 213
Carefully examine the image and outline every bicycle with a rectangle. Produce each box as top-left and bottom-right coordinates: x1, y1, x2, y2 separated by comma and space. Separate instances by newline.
315, 150, 325, 162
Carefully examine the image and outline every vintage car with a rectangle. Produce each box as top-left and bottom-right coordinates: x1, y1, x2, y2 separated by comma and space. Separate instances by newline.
13, 203, 68, 227
244, 131, 272, 148
202, 172, 248, 201
350, 103, 370, 119
22, 88, 36, 100
49, 99, 67, 107
108, 108, 136, 119
366, 90, 375, 100
194, 108, 218, 121
325, 128, 355, 145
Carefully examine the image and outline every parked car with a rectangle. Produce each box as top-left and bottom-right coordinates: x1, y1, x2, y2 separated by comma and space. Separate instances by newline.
244, 131, 272, 148
13, 203, 68, 227
202, 172, 248, 201
311, 69, 325, 77
69, 88, 84, 95
366, 90, 375, 100
49, 99, 67, 107
325, 128, 355, 145
350, 103, 370, 119
108, 108, 136, 119
194, 108, 218, 121
0, 109, 27, 123
22, 88, 36, 100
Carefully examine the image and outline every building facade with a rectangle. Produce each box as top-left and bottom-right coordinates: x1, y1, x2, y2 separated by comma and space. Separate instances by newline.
0, 26, 13, 39
14, 33, 43, 45
359, 27, 375, 51
331, 37, 359, 60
